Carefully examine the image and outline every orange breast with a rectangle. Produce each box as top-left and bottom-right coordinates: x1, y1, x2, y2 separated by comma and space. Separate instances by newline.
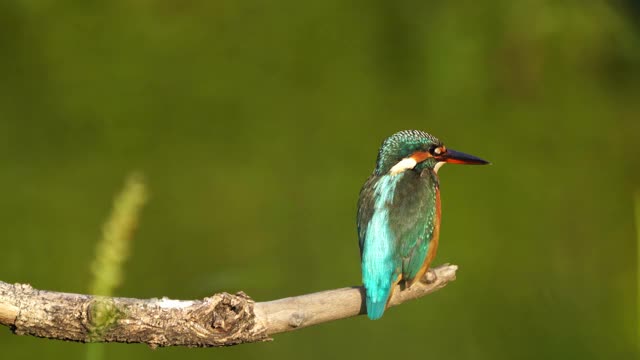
408, 189, 441, 286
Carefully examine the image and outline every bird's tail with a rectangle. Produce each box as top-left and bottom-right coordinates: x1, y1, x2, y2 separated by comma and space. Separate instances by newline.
366, 298, 387, 320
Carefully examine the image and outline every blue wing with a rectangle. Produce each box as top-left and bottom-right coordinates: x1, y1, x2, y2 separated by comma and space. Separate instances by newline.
389, 169, 439, 282
357, 174, 403, 320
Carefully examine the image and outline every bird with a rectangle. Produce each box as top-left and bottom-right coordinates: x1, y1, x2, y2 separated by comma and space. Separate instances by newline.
357, 130, 489, 320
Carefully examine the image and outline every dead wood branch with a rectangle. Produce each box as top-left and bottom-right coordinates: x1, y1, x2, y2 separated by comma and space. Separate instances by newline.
0, 264, 457, 347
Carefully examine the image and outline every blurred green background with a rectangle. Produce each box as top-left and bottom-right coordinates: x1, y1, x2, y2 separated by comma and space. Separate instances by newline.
1, 1, 639, 359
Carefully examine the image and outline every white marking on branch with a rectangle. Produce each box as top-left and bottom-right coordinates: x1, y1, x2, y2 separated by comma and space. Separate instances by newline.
157, 298, 195, 309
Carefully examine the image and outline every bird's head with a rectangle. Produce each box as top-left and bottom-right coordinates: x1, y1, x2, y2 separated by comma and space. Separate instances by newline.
374, 130, 489, 176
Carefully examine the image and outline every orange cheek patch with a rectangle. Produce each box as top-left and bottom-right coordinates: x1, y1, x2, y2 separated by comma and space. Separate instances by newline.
410, 151, 432, 163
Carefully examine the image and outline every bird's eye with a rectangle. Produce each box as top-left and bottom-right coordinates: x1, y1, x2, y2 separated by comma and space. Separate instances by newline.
431, 146, 446, 156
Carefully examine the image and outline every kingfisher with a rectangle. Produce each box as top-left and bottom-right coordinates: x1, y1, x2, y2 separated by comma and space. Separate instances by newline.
357, 130, 489, 320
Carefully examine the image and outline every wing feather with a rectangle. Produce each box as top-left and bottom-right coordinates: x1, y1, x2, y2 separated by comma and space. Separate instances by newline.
388, 169, 439, 282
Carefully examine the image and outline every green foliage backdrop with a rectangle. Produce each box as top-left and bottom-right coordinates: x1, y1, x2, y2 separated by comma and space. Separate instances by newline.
1, 1, 638, 359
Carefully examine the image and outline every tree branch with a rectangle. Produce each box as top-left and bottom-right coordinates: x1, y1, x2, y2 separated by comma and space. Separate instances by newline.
0, 264, 457, 347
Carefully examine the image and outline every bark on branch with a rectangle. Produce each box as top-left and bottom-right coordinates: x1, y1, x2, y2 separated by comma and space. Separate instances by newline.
0, 264, 457, 347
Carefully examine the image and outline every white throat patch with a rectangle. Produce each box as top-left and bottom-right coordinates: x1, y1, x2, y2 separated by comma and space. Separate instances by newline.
389, 157, 417, 175
434, 161, 445, 173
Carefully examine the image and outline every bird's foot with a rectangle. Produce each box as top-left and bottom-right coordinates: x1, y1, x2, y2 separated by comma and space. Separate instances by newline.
420, 269, 437, 284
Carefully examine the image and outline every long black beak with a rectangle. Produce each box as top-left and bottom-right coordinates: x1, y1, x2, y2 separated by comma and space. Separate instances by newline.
438, 149, 490, 165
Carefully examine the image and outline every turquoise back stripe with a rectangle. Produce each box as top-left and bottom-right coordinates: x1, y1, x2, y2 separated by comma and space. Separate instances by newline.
362, 174, 402, 319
